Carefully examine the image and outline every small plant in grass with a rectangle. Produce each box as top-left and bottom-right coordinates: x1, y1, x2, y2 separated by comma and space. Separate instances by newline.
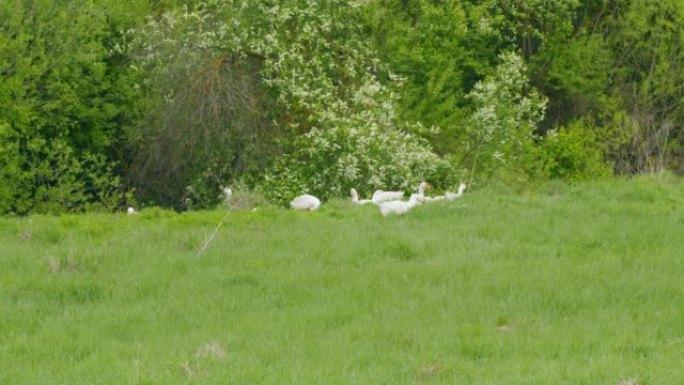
180, 341, 227, 379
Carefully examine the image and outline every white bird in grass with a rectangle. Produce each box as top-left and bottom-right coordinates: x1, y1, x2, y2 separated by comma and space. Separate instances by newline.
350, 188, 374, 205
290, 194, 321, 211
378, 193, 424, 216
377, 181, 430, 216
445, 183, 467, 201
372, 189, 404, 204
423, 195, 446, 203
221, 186, 233, 206
127, 206, 138, 215
424, 183, 466, 203
222, 186, 233, 200
416, 181, 431, 198
372, 181, 431, 204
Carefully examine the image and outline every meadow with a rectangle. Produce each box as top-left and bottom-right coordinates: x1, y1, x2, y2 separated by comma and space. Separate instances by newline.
1, 177, 683, 385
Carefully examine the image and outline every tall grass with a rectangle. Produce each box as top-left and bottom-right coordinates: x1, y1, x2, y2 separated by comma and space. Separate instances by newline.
1, 177, 683, 384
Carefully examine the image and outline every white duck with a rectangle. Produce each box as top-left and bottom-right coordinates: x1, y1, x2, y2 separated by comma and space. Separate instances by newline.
378, 193, 424, 216
127, 206, 139, 215
290, 194, 321, 211
445, 183, 467, 201
350, 188, 373, 205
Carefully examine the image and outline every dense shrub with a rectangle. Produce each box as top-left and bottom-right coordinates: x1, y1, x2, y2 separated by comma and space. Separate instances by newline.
0, 138, 130, 215
541, 121, 611, 182
0, 0, 143, 214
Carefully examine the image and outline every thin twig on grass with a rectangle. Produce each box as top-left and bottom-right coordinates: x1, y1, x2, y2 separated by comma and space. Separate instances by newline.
197, 209, 232, 256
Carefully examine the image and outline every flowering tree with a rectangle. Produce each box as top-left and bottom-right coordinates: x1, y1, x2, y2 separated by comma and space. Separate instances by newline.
131, 0, 444, 207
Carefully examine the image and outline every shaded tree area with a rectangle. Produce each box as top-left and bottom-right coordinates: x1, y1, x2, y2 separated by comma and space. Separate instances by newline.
2, 0, 684, 214
129, 55, 275, 209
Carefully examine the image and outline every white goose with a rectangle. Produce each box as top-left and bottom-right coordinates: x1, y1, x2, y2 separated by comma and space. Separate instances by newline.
371, 189, 404, 204
372, 181, 432, 204
290, 194, 321, 211
221, 186, 233, 206
377, 181, 430, 216
378, 193, 424, 216
350, 188, 373, 205
416, 181, 431, 198
425, 183, 467, 203
423, 195, 445, 203
445, 183, 467, 201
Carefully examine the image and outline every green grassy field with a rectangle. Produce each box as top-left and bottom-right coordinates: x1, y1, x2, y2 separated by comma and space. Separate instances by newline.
2, 177, 684, 384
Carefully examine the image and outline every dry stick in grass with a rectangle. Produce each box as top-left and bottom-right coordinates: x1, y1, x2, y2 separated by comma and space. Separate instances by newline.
197, 209, 232, 256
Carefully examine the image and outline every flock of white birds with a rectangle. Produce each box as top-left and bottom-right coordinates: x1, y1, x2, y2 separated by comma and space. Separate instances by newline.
126, 184, 465, 216
290, 181, 467, 216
